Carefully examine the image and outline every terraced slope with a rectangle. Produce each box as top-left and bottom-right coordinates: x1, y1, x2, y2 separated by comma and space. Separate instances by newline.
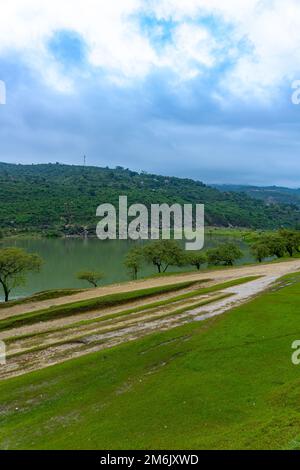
1, 259, 300, 380
2, 272, 300, 449
0, 276, 276, 379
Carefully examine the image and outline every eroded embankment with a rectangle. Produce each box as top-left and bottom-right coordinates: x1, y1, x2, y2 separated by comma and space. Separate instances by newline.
1, 259, 300, 379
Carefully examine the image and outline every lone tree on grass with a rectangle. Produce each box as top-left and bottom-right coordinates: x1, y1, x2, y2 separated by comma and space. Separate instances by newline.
143, 240, 185, 273
207, 243, 243, 266
251, 242, 270, 263
264, 234, 286, 258
124, 247, 143, 280
0, 247, 42, 302
279, 229, 300, 257
186, 251, 207, 270
77, 271, 104, 288
252, 234, 286, 259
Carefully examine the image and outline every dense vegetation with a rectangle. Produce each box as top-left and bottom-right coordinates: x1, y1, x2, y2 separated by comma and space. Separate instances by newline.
251, 229, 300, 262
1, 162, 299, 235
214, 183, 300, 209
1, 273, 300, 449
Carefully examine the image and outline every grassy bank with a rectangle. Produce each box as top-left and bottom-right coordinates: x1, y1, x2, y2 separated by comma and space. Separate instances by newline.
0, 280, 201, 331
6, 293, 233, 359
0, 277, 258, 333
6, 276, 257, 343
1, 273, 300, 449
0, 289, 85, 310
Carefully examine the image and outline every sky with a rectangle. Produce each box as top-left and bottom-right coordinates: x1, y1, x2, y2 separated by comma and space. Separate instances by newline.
1, 0, 300, 187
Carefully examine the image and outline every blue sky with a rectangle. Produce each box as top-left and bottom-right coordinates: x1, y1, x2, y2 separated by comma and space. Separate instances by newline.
1, 1, 300, 186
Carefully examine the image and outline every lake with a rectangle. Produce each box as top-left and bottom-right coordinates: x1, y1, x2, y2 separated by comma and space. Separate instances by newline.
0, 235, 253, 301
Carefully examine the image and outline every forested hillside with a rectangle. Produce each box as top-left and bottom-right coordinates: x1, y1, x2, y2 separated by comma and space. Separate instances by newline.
214, 184, 300, 208
0, 162, 299, 235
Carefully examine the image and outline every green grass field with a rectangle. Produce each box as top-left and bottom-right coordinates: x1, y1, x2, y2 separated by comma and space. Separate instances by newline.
1, 273, 300, 449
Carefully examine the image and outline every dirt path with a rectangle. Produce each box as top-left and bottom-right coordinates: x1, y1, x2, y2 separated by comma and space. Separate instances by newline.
1, 259, 300, 320
6, 293, 221, 355
191, 274, 280, 320
0, 283, 202, 340
0, 259, 299, 380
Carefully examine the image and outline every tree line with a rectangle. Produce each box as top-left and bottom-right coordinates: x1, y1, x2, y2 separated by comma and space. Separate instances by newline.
250, 229, 300, 262
1, 229, 300, 301
123, 240, 243, 280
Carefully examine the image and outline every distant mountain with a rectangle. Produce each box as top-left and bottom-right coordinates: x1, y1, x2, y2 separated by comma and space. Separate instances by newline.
0, 162, 300, 235
212, 184, 300, 208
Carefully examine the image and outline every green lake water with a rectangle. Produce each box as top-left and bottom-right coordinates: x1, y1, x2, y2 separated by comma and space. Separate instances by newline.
1, 236, 253, 301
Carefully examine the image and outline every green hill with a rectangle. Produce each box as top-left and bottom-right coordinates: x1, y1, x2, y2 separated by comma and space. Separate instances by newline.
0, 162, 299, 235
213, 183, 300, 208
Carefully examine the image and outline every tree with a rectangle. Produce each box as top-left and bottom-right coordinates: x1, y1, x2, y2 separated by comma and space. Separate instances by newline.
124, 247, 143, 280
250, 242, 270, 263
250, 230, 300, 261
77, 271, 104, 287
143, 240, 185, 273
263, 234, 286, 258
186, 251, 207, 270
207, 243, 243, 266
279, 229, 300, 257
0, 247, 42, 302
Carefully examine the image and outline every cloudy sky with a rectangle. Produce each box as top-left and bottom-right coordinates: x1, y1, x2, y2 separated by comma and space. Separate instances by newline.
1, 0, 300, 186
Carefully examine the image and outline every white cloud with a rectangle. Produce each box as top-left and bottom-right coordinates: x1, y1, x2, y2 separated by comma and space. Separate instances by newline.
150, 0, 300, 98
0, 0, 300, 99
0, 1, 149, 90
146, 0, 260, 24
220, 0, 300, 99
158, 23, 217, 80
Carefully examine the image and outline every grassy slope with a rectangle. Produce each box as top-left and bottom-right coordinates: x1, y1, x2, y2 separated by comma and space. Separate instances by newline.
0, 280, 200, 331
0, 277, 257, 334
0, 289, 84, 310
1, 274, 300, 449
